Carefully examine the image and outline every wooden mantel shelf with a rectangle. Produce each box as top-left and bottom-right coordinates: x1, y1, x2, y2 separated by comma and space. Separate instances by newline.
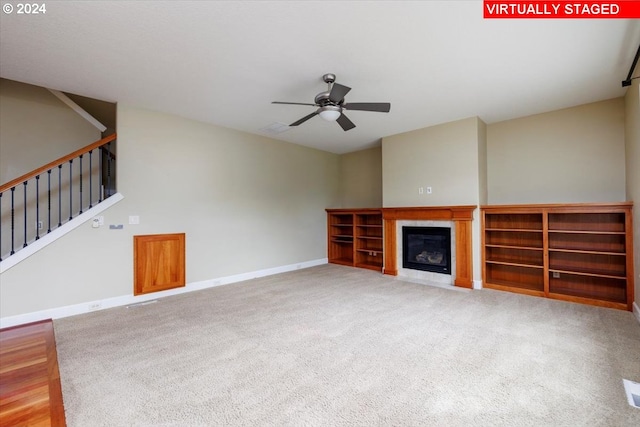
382, 205, 476, 288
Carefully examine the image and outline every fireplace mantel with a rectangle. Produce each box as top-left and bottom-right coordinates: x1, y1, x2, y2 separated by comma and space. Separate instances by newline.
382, 206, 476, 288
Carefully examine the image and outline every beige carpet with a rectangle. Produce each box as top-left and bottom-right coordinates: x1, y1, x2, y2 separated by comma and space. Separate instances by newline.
54, 264, 640, 426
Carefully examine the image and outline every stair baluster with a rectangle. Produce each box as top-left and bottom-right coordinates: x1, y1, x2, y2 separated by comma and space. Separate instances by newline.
1, 134, 117, 261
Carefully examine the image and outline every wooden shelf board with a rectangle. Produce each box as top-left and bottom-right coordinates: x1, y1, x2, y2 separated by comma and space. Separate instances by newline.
330, 258, 353, 266
548, 290, 627, 306
484, 281, 545, 296
486, 260, 544, 269
547, 293, 628, 310
548, 248, 625, 256
331, 239, 353, 245
548, 269, 626, 280
355, 263, 383, 271
548, 229, 626, 235
357, 236, 383, 240
485, 228, 542, 233
486, 244, 543, 251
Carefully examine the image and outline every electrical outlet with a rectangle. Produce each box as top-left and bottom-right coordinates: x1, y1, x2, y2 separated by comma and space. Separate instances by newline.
418, 187, 424, 194
35, 220, 43, 230
426, 187, 432, 194
88, 302, 102, 311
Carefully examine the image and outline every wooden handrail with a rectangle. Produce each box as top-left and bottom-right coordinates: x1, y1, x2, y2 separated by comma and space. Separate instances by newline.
0, 134, 117, 193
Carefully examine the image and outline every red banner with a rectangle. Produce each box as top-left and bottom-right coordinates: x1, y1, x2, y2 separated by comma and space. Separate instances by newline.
484, 1, 640, 18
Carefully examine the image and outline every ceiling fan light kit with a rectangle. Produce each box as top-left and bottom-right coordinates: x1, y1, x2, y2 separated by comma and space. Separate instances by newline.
272, 73, 391, 131
318, 105, 341, 121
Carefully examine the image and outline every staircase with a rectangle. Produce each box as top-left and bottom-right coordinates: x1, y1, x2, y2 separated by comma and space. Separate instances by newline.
0, 134, 117, 264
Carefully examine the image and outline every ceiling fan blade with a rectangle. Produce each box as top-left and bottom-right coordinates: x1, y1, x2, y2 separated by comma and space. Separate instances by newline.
343, 102, 391, 113
337, 113, 356, 131
272, 101, 317, 107
329, 83, 351, 103
290, 111, 318, 126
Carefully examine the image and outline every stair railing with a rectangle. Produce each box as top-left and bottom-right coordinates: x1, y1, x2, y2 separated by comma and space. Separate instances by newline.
0, 134, 117, 261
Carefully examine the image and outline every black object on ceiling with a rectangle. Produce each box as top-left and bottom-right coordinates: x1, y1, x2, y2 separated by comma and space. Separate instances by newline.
622, 44, 640, 87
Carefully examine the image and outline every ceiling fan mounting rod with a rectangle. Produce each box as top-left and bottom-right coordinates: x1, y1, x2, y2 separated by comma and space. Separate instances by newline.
323, 73, 336, 91
322, 73, 336, 84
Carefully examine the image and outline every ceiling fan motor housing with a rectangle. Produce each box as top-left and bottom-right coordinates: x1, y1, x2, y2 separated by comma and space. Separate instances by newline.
315, 91, 334, 106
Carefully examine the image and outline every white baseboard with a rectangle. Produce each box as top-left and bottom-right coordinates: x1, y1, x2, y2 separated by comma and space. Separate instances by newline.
473, 280, 483, 290
633, 302, 640, 327
0, 258, 327, 329
0, 193, 125, 273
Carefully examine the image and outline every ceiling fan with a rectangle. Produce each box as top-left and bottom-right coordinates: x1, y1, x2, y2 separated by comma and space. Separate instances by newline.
272, 73, 391, 131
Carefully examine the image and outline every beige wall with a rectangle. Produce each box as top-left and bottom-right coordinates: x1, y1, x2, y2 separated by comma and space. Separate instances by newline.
487, 98, 626, 204
477, 119, 488, 205
0, 79, 101, 183
382, 117, 485, 284
382, 117, 483, 207
624, 81, 640, 310
0, 104, 340, 316
1, 79, 634, 318
337, 146, 382, 208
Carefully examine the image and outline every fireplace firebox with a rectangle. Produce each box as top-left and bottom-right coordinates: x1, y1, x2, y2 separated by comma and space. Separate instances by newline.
402, 226, 451, 275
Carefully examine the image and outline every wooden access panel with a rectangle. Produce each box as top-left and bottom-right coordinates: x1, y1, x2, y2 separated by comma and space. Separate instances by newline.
134, 233, 185, 295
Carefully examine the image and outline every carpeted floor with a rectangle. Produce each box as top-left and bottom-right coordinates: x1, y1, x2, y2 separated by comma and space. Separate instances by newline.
54, 264, 640, 426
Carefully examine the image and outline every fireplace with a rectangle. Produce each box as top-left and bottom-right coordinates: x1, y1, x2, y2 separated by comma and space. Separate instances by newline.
402, 226, 452, 275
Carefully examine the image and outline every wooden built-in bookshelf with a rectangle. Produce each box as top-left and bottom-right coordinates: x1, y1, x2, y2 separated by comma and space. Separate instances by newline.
481, 203, 634, 311
327, 209, 383, 272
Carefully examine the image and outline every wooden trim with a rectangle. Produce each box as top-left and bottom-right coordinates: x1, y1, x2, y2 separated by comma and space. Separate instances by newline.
481, 202, 633, 212
45, 322, 67, 426
625, 211, 635, 311
326, 208, 383, 214
382, 205, 476, 221
381, 205, 476, 288
542, 209, 550, 295
453, 219, 473, 288
547, 293, 629, 311
383, 218, 397, 275
0, 133, 117, 193
481, 211, 487, 288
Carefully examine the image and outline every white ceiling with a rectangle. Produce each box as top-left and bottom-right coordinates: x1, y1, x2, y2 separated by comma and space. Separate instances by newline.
1, 1, 638, 154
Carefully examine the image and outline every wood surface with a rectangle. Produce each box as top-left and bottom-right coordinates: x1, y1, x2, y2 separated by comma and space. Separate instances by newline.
481, 202, 634, 311
134, 233, 186, 295
381, 206, 476, 288
0, 134, 117, 193
0, 320, 66, 427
